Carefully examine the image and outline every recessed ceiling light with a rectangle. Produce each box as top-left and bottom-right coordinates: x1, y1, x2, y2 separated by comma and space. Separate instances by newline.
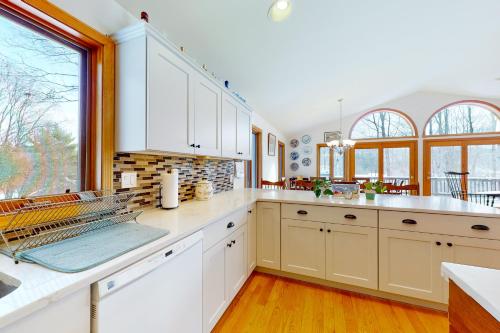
268, 0, 292, 22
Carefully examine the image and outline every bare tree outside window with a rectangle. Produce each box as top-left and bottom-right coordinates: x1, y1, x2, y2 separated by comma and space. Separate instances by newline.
351, 111, 414, 139
0, 13, 84, 199
425, 104, 500, 136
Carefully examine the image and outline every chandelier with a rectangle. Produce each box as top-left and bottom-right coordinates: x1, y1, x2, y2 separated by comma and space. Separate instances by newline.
324, 98, 356, 155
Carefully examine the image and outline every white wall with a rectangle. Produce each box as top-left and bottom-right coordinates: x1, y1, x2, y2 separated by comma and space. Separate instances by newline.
49, 0, 136, 35
286, 91, 500, 188
252, 112, 287, 183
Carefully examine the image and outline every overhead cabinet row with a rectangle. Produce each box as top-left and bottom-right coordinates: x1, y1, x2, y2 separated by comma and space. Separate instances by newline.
114, 23, 251, 159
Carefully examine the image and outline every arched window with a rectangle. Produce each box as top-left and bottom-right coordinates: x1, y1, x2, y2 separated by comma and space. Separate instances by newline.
350, 109, 416, 139
424, 101, 500, 136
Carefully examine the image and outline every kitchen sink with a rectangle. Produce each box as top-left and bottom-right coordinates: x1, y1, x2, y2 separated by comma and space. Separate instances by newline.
0, 273, 20, 299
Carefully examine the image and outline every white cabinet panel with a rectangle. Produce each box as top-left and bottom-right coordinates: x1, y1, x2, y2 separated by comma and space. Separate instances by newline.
236, 108, 251, 160
203, 240, 227, 333
326, 224, 378, 289
247, 204, 257, 274
147, 36, 194, 154
281, 219, 326, 279
225, 226, 247, 300
221, 94, 238, 158
257, 202, 281, 270
194, 74, 221, 157
379, 229, 444, 302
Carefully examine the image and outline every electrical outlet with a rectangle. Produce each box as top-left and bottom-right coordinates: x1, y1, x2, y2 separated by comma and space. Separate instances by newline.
121, 172, 137, 188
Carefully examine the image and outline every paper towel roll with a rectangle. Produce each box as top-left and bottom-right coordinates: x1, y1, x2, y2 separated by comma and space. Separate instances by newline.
160, 169, 179, 209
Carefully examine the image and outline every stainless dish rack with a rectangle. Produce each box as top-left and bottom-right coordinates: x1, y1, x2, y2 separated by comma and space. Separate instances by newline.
0, 191, 141, 262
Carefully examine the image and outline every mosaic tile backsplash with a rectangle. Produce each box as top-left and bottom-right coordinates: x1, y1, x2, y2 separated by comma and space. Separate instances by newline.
113, 153, 234, 210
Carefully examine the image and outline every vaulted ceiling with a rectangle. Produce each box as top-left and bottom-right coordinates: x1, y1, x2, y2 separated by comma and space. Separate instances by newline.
116, 0, 500, 135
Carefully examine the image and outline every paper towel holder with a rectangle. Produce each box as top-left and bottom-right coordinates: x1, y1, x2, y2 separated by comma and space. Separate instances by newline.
160, 169, 179, 210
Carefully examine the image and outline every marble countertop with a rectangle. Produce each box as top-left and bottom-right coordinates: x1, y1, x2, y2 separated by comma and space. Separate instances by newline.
1, 189, 498, 328
442, 262, 500, 321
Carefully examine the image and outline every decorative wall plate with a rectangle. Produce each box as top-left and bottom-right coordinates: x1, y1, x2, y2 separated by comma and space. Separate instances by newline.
290, 162, 299, 171
290, 139, 299, 148
290, 151, 299, 160
301, 135, 311, 144
302, 146, 312, 155
302, 157, 311, 167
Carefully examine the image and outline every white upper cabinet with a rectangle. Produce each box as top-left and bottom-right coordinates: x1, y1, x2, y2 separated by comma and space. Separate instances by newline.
237, 107, 251, 160
147, 36, 194, 154
194, 73, 222, 156
114, 23, 251, 158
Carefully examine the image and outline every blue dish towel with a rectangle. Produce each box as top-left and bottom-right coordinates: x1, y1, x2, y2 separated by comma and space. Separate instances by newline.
19, 223, 169, 273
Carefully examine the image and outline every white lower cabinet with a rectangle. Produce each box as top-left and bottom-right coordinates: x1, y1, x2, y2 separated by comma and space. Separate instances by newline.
257, 202, 281, 270
379, 229, 445, 303
203, 222, 248, 333
326, 224, 378, 289
247, 204, 257, 274
281, 219, 326, 279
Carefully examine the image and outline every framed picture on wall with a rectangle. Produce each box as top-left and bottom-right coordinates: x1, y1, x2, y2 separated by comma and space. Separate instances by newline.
268, 133, 276, 156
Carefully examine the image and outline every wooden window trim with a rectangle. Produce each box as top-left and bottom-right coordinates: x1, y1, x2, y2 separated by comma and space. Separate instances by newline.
422, 100, 500, 138
252, 125, 262, 188
349, 108, 418, 140
316, 143, 347, 180
348, 140, 418, 185
278, 140, 285, 180
422, 136, 500, 195
1, 0, 116, 191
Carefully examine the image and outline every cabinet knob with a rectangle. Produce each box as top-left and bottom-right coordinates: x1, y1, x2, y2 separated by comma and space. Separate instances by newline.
190, 144, 195, 147
344, 214, 357, 220
402, 219, 417, 225
297, 210, 308, 215
196, 144, 201, 148
471, 224, 489, 231
327, 229, 331, 233
320, 228, 323, 232
231, 240, 236, 244
227, 243, 232, 248
435, 241, 441, 246
248, 210, 252, 214
227, 222, 235, 229
447, 242, 453, 247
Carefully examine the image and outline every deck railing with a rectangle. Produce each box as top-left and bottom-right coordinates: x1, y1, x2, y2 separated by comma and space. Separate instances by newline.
430, 177, 500, 195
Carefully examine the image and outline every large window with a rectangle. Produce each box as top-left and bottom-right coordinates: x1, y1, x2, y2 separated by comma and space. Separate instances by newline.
424, 101, 500, 136
0, 8, 88, 199
350, 109, 416, 139
317, 144, 344, 179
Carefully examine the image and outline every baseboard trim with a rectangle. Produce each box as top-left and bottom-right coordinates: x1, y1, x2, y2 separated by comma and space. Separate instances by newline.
255, 266, 448, 312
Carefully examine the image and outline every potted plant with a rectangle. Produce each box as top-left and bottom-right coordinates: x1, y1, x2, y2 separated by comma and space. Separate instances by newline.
364, 181, 387, 200
312, 179, 333, 198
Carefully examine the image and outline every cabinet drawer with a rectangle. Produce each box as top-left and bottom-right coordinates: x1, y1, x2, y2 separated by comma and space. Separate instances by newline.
203, 208, 247, 251
380, 210, 500, 240
281, 204, 377, 228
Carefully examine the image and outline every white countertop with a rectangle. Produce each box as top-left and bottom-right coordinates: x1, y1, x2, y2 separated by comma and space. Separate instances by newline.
1, 189, 498, 328
442, 262, 500, 321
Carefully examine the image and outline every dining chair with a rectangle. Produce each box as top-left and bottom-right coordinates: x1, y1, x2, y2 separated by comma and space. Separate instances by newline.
468, 193, 496, 207
444, 171, 469, 200
386, 184, 420, 196
295, 180, 314, 191
261, 180, 286, 190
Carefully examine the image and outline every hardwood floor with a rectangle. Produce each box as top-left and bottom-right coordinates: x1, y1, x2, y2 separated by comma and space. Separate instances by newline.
213, 272, 448, 333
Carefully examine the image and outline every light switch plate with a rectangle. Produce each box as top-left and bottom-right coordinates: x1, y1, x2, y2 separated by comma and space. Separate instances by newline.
121, 172, 137, 188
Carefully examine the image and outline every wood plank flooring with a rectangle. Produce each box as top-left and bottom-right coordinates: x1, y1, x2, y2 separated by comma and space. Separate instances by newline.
213, 272, 448, 333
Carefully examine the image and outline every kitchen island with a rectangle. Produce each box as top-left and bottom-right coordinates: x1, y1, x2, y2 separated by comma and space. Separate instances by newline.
0, 189, 499, 331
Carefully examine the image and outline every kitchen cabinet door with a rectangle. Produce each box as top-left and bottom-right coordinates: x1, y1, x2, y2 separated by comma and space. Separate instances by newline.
147, 36, 195, 154
442, 235, 500, 303
236, 107, 251, 160
221, 94, 238, 158
247, 204, 257, 274
281, 219, 326, 279
325, 224, 378, 289
257, 202, 281, 270
194, 73, 222, 157
203, 239, 227, 333
379, 229, 445, 303
225, 225, 247, 300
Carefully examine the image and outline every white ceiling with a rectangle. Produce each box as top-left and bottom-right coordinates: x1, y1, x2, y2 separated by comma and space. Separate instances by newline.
116, 0, 500, 135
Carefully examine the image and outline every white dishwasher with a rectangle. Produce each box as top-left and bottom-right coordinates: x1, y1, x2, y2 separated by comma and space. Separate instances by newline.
91, 231, 203, 333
